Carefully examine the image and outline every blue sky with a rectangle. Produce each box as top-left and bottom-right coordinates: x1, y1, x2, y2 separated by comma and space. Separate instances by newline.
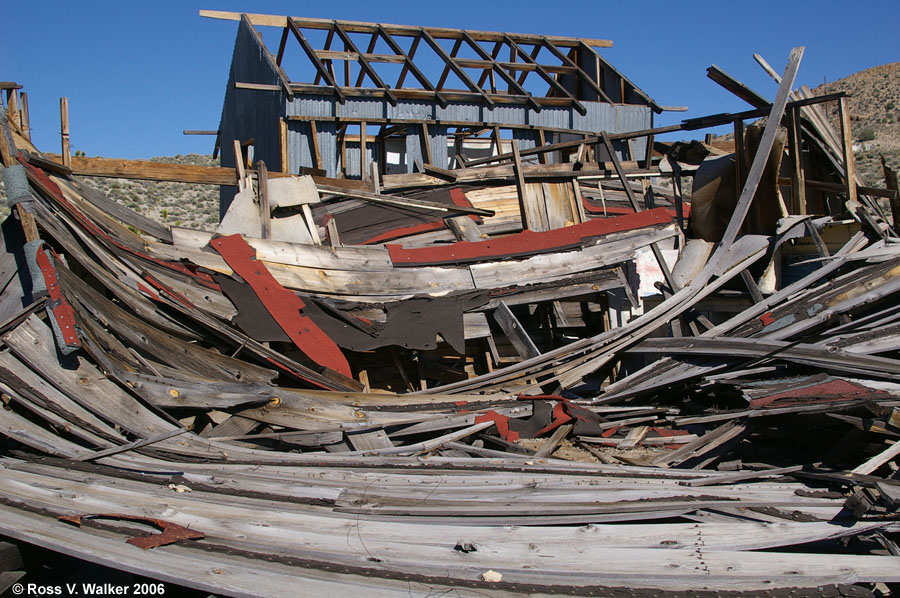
1, 1, 896, 159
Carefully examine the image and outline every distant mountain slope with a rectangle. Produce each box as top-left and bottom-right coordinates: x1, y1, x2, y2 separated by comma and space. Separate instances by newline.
814, 61, 900, 185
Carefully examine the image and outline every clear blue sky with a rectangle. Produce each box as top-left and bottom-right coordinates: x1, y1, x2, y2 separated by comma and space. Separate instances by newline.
2, 0, 896, 160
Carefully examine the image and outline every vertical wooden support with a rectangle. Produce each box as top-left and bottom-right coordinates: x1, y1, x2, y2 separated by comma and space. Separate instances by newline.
257, 160, 271, 239
733, 119, 745, 204
420, 122, 433, 165
302, 204, 321, 245
326, 218, 342, 247
308, 120, 322, 170
788, 106, 806, 215
276, 26, 289, 65
360, 121, 368, 181
511, 141, 530, 230
279, 119, 289, 173
838, 97, 858, 204
344, 41, 352, 87
19, 92, 30, 141
882, 156, 900, 231
60, 97, 71, 168
370, 160, 381, 193
339, 124, 348, 178
453, 134, 465, 168
492, 125, 503, 157
493, 301, 540, 359
536, 129, 548, 165
643, 134, 654, 170
233, 140, 246, 191
600, 131, 677, 292
6, 89, 20, 129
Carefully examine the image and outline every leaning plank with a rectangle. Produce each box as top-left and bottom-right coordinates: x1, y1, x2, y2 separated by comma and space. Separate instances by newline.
852, 440, 900, 475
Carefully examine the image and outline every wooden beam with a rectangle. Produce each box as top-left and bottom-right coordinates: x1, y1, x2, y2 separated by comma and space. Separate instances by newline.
788, 106, 805, 215
420, 122, 432, 165
838, 96, 858, 205
706, 65, 770, 109
18, 92, 30, 141
287, 17, 344, 103
280, 119, 289, 173
308, 120, 322, 169
601, 131, 677, 292
199, 11, 613, 48
493, 301, 540, 359
359, 121, 368, 181
59, 97, 70, 168
332, 22, 398, 105
459, 31, 541, 113
504, 35, 586, 115
542, 39, 613, 103
422, 30, 495, 107
376, 25, 447, 108
257, 160, 271, 239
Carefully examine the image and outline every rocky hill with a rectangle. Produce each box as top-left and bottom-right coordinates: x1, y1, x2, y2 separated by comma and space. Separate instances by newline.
0, 154, 220, 231
814, 61, 900, 186
79, 154, 220, 231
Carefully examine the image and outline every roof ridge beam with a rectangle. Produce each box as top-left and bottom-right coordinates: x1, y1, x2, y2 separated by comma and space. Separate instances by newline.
200, 11, 614, 48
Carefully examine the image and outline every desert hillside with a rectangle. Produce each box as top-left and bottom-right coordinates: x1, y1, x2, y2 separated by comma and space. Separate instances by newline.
814, 61, 900, 185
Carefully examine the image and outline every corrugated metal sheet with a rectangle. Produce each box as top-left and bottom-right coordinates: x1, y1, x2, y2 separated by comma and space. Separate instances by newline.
278, 92, 652, 176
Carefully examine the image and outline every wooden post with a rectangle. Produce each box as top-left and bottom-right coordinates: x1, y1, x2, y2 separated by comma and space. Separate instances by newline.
279, 119, 289, 173
420, 122, 432, 165
257, 160, 271, 239
536, 129, 547, 165
60, 97, 71, 168
882, 156, 900, 231
643, 134, 654, 170
838, 96, 858, 204
233, 140, 246, 191
6, 89, 20, 130
339, 124, 347, 178
370, 160, 380, 193
308, 120, 322, 170
360, 121, 368, 181
19, 92, 30, 140
788, 106, 806, 215
733, 118, 745, 204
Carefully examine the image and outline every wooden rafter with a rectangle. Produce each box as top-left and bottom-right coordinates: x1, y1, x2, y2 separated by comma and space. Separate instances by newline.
459, 31, 541, 112
376, 25, 447, 108
287, 16, 345, 103
422, 30, 495, 107
312, 28, 337, 86
544, 40, 613, 103
504, 35, 585, 115
205, 11, 661, 112
331, 21, 398, 105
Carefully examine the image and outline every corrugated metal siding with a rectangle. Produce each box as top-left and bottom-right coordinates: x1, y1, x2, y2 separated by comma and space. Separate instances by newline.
279, 96, 651, 178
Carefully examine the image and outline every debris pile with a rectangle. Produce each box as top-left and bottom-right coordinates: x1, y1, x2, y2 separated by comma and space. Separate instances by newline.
0, 19, 899, 597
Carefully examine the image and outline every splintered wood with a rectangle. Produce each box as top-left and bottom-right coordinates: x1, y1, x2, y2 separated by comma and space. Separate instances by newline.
1, 42, 900, 597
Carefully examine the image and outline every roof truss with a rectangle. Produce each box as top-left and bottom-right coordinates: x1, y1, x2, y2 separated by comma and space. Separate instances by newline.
203, 10, 660, 112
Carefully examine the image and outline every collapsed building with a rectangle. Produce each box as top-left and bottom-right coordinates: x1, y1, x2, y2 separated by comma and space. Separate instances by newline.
0, 10, 899, 597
